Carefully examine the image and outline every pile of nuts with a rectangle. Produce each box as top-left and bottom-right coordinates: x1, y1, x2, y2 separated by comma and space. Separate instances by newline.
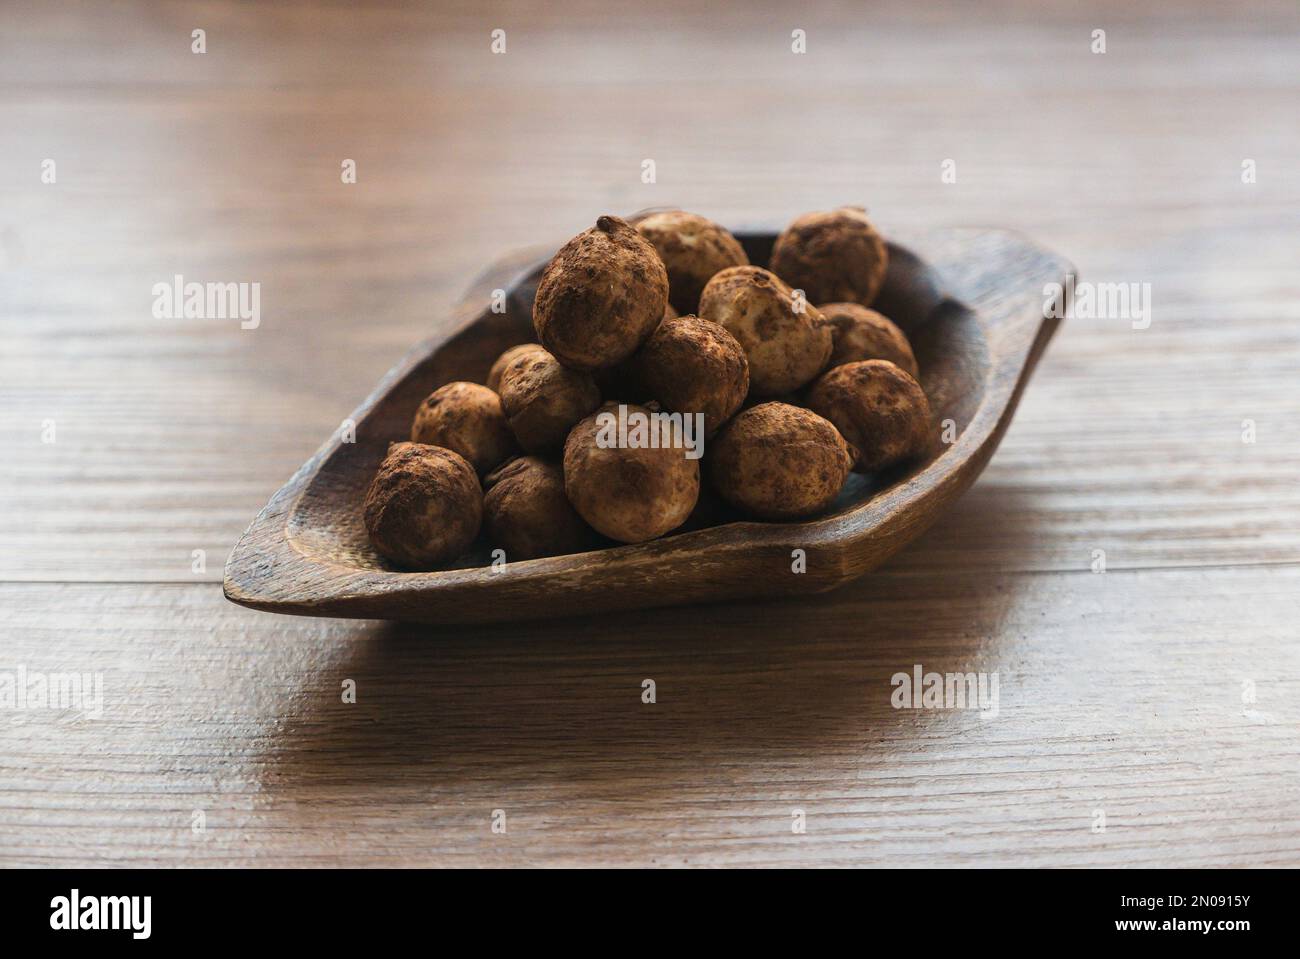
363, 207, 933, 569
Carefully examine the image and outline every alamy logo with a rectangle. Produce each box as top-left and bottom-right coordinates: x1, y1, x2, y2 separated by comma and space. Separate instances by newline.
595, 403, 704, 460
0, 665, 103, 719
152, 274, 261, 329
50, 889, 151, 939
891, 664, 999, 718
1043, 273, 1151, 330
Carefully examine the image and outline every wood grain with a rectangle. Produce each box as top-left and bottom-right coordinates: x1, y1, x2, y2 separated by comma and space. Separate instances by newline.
1, 0, 1298, 866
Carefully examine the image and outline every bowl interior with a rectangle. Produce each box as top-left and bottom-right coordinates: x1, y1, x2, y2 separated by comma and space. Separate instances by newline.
286, 234, 988, 572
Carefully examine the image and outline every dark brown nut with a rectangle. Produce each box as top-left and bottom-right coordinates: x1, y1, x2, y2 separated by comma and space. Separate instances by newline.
363, 442, 482, 569
805, 359, 932, 473
486, 343, 544, 394
709, 402, 853, 520
532, 215, 669, 371
635, 314, 749, 436
497, 347, 601, 453
410, 381, 517, 477
563, 403, 700, 543
482, 456, 598, 560
635, 210, 749, 315
820, 302, 919, 378
769, 206, 889, 307
698, 265, 831, 396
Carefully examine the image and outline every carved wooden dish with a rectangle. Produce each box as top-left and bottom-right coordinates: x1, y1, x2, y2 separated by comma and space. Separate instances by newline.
224, 227, 1070, 624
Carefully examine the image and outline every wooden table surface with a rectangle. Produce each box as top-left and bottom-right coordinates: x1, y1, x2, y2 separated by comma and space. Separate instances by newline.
3, 0, 1298, 867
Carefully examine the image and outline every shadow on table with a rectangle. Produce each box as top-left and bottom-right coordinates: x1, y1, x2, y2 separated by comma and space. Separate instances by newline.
259, 481, 1042, 795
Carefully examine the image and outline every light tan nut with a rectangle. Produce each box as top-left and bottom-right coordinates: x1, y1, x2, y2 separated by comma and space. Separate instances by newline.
563, 403, 700, 542
411, 381, 517, 477
698, 265, 831, 396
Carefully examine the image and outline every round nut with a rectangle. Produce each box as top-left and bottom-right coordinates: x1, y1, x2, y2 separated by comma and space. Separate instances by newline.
486, 343, 544, 394
698, 265, 831, 396
820, 302, 918, 378
363, 442, 482, 569
709, 402, 853, 520
635, 314, 749, 436
497, 347, 601, 453
483, 456, 598, 560
635, 210, 749, 315
532, 215, 669, 371
805, 359, 932, 473
563, 403, 700, 543
410, 381, 517, 477
769, 206, 889, 307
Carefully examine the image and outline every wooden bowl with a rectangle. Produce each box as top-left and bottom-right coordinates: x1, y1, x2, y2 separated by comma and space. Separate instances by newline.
224, 227, 1070, 624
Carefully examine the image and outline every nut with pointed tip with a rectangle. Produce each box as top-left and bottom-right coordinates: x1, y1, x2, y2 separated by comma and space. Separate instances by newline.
806, 359, 932, 473
698, 265, 831, 396
769, 206, 889, 307
363, 442, 482, 569
533, 215, 669, 371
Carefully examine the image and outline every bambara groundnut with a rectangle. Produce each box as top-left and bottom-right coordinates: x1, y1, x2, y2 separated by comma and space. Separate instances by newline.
635, 210, 749, 315
708, 402, 853, 520
363, 442, 482, 569
497, 346, 601, 453
634, 314, 749, 436
698, 265, 832, 396
410, 381, 517, 477
563, 403, 700, 543
532, 215, 669, 371
769, 206, 889, 308
483, 456, 599, 560
486, 343, 545, 394
820, 302, 919, 378
805, 359, 933, 473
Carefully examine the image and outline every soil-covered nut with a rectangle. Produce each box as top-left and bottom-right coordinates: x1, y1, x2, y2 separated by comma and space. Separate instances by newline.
805, 359, 932, 473
497, 347, 601, 453
482, 456, 598, 560
563, 403, 700, 543
698, 265, 832, 396
820, 302, 919, 378
635, 314, 749, 436
363, 442, 482, 569
769, 206, 889, 307
591, 299, 674, 402
533, 215, 669, 371
635, 210, 749, 315
709, 402, 853, 520
486, 343, 544, 394
410, 381, 517, 477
